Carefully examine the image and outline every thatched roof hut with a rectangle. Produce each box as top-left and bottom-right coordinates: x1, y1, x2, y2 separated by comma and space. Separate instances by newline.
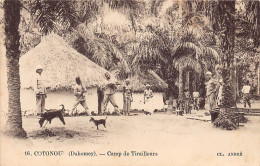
117, 70, 168, 92
20, 34, 110, 91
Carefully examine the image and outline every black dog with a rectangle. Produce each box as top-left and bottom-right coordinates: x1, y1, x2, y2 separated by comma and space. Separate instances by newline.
91, 111, 97, 116
39, 104, 66, 127
144, 111, 151, 115
90, 116, 107, 130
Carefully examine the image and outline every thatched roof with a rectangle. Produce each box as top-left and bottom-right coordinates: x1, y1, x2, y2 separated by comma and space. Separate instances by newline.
20, 34, 111, 91
116, 70, 168, 92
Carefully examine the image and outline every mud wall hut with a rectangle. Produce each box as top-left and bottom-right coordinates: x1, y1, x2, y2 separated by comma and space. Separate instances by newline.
105, 70, 168, 112
19, 34, 110, 113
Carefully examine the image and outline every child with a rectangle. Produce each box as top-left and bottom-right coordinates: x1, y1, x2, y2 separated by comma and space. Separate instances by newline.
144, 84, 153, 114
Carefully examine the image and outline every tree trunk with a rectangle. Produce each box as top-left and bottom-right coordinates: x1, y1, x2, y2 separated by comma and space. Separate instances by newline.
178, 65, 185, 111
164, 64, 178, 114
179, 65, 185, 100
97, 87, 104, 115
218, 1, 236, 108
166, 82, 175, 114
199, 74, 206, 109
4, 0, 27, 138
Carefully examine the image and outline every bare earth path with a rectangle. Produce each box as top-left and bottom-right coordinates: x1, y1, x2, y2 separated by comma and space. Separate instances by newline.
1, 113, 260, 166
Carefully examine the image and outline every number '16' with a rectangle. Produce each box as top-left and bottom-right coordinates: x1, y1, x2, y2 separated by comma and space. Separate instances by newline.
25, 151, 30, 156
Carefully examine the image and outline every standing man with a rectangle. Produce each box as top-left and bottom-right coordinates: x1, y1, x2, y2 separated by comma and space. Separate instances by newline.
35, 65, 47, 116
71, 76, 90, 116
205, 71, 218, 110
192, 90, 200, 111
101, 72, 119, 115
123, 79, 133, 116
215, 64, 223, 107
241, 80, 251, 108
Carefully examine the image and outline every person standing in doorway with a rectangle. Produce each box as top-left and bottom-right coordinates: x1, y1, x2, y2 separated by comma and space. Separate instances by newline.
71, 76, 90, 116
241, 80, 251, 108
35, 65, 47, 116
101, 72, 119, 115
123, 79, 133, 116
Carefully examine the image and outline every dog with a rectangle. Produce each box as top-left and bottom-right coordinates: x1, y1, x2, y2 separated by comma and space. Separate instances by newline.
90, 116, 107, 130
38, 104, 66, 127
91, 111, 97, 116
144, 111, 151, 115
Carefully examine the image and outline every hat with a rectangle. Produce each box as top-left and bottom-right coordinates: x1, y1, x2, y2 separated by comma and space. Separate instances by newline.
105, 72, 110, 78
125, 79, 130, 83
36, 65, 43, 71
146, 84, 151, 87
206, 71, 212, 75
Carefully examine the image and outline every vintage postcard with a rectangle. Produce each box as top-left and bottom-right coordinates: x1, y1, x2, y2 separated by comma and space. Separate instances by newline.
0, 0, 260, 166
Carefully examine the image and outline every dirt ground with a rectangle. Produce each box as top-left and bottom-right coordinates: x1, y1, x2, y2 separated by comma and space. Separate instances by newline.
1, 111, 260, 166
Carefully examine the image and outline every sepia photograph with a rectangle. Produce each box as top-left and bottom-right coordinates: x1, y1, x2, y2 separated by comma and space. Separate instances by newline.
0, 0, 259, 166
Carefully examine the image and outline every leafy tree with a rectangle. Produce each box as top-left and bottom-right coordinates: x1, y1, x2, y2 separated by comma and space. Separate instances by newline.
131, 2, 219, 103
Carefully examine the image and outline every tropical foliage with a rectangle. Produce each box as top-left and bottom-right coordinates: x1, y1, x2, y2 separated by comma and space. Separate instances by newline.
2, 0, 260, 136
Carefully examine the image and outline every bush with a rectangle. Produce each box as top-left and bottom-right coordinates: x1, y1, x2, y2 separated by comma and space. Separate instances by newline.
213, 113, 238, 130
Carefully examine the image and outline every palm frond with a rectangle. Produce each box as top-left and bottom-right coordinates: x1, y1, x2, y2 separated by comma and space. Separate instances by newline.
76, 0, 101, 23
174, 54, 203, 75
147, 0, 167, 16
203, 47, 220, 62
105, 0, 141, 11
30, 0, 78, 35
176, 42, 201, 60
75, 23, 131, 73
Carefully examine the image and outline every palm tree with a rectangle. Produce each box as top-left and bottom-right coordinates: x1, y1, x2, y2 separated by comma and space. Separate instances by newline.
4, 0, 27, 138
131, 2, 219, 110
3, 0, 80, 137
212, 0, 236, 108
181, 0, 237, 109
245, 1, 260, 48
176, 43, 219, 97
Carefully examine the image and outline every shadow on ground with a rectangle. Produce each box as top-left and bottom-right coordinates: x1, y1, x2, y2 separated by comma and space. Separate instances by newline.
27, 127, 105, 141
